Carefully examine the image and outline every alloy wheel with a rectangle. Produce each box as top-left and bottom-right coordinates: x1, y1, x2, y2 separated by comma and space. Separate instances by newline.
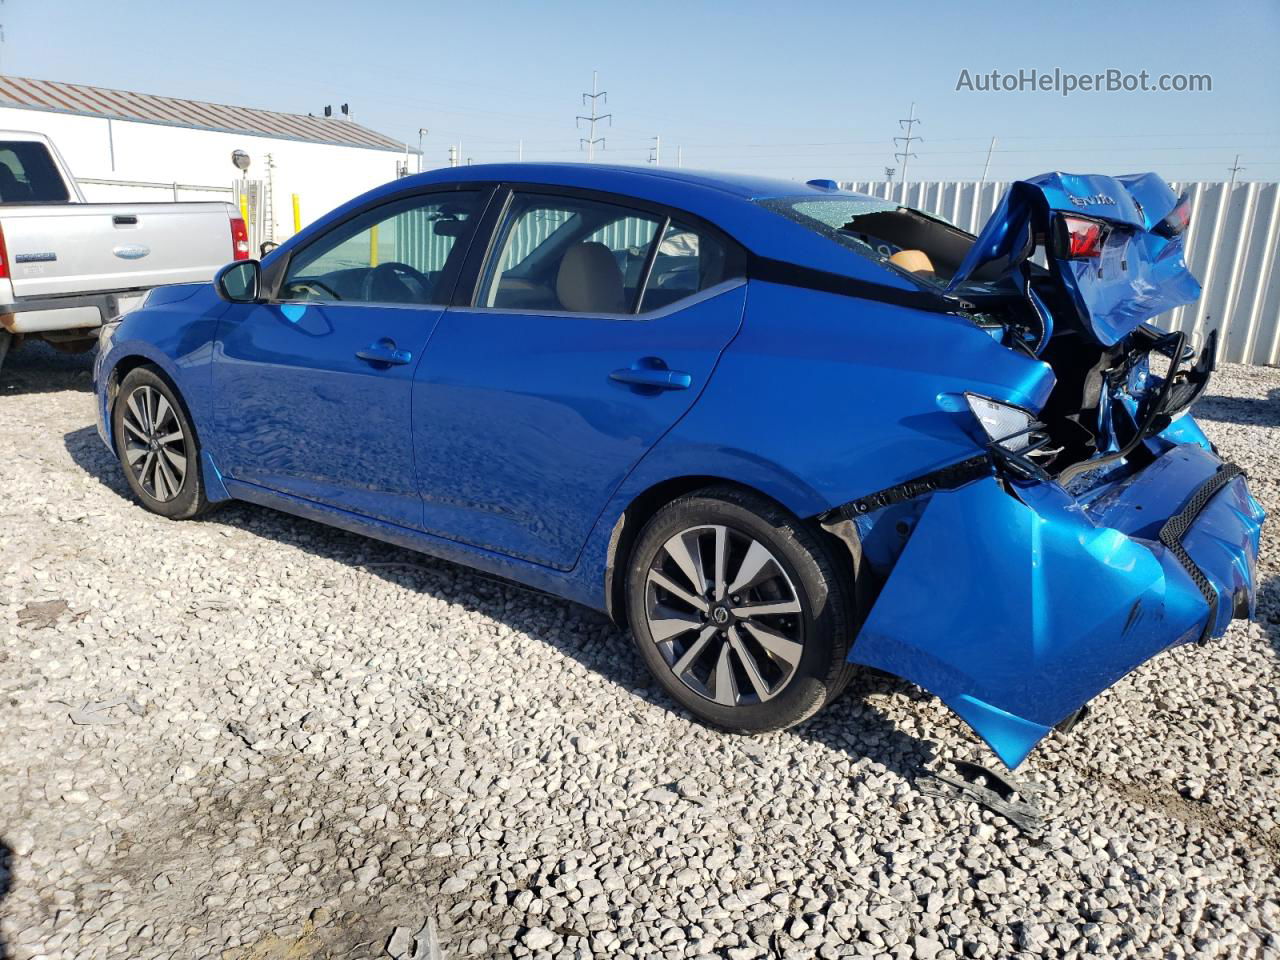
644, 524, 805, 706
121, 384, 188, 502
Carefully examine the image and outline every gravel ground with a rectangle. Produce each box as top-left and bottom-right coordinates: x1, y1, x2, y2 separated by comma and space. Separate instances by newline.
1, 343, 1278, 960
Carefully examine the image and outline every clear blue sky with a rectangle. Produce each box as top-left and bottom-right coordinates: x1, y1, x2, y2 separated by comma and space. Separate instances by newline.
6, 0, 1279, 182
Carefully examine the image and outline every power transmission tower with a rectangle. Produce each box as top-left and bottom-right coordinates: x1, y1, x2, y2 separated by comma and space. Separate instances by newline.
1228, 153, 1245, 190
577, 71, 612, 161
448, 145, 458, 168
649, 135, 661, 165
893, 102, 921, 185
883, 166, 895, 182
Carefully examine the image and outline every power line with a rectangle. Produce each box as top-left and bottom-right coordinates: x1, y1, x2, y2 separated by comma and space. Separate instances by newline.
576, 70, 611, 162
893, 102, 921, 185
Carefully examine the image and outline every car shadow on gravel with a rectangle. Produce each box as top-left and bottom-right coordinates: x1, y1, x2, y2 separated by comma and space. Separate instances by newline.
0, 839, 12, 960
1258, 575, 1280, 660
62, 423, 940, 786
1193, 388, 1280, 428
0, 341, 96, 396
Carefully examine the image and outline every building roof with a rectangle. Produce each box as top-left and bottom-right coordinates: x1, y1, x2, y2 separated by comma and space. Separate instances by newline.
0, 74, 412, 153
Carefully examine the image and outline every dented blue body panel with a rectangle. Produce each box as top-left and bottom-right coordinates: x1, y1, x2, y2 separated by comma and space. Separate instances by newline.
849, 441, 1264, 768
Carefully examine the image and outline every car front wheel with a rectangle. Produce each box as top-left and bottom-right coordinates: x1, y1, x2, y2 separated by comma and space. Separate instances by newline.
626, 486, 856, 733
112, 365, 210, 520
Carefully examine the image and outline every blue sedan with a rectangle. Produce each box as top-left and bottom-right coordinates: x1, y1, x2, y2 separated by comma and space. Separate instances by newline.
94, 164, 1264, 768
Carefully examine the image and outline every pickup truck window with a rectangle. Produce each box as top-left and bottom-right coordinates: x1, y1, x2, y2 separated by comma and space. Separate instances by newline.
0, 141, 71, 204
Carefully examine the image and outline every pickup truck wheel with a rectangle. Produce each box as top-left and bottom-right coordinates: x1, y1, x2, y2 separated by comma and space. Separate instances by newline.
626, 486, 855, 734
112, 366, 210, 520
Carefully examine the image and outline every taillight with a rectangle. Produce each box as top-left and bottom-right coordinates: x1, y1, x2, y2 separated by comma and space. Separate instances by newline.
1154, 191, 1191, 238
1060, 215, 1107, 259
0, 224, 9, 280
230, 217, 250, 260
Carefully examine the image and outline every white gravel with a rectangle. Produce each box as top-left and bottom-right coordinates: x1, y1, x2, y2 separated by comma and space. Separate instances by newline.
2, 343, 1278, 960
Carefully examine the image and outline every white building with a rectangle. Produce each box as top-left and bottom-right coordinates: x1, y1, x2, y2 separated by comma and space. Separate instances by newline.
0, 74, 417, 246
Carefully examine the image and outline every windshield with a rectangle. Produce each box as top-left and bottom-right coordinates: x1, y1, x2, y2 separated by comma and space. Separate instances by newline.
759, 195, 977, 287
0, 141, 71, 204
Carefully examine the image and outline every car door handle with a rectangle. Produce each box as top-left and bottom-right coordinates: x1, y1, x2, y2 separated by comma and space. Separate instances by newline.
609, 366, 692, 391
355, 339, 412, 366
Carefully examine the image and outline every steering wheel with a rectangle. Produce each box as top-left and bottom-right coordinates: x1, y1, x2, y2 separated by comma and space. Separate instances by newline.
287, 278, 343, 301
361, 261, 433, 303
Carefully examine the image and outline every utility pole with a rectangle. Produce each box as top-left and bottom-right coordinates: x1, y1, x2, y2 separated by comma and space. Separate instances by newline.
980, 136, 997, 183
1228, 153, 1245, 191
416, 128, 428, 174
676, 146, 683, 168
518, 139, 523, 162
649, 135, 661, 165
448, 145, 458, 168
576, 70, 612, 162
893, 102, 921, 186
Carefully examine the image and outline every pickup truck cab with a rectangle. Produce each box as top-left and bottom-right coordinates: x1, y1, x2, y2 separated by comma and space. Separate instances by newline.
0, 130, 249, 370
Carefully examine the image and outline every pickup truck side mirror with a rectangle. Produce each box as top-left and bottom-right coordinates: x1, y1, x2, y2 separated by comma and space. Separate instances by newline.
215, 260, 260, 303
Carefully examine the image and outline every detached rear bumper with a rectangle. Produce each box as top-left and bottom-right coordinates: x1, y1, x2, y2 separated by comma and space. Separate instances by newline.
847, 441, 1264, 768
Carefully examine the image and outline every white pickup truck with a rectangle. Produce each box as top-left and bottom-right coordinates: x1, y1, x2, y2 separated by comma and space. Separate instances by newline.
0, 130, 249, 371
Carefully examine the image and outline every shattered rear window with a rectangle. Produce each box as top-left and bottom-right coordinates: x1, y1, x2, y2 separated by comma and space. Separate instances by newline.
758, 195, 959, 288
759, 196, 900, 258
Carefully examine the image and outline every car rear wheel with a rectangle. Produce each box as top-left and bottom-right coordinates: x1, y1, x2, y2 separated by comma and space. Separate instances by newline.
626, 486, 856, 733
112, 366, 210, 520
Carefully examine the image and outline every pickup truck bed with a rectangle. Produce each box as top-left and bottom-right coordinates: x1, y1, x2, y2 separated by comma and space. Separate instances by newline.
1, 130, 246, 369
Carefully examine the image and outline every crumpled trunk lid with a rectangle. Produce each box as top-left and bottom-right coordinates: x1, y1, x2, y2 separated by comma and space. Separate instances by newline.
948, 171, 1201, 347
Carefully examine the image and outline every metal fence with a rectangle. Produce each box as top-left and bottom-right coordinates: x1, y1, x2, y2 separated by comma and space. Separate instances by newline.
843, 180, 1280, 367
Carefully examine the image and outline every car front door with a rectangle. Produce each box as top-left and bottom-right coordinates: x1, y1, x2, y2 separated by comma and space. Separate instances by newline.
213, 187, 490, 528
412, 188, 746, 570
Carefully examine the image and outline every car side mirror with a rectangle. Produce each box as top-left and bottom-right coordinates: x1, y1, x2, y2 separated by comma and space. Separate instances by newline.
260, 240, 279, 257
215, 260, 260, 303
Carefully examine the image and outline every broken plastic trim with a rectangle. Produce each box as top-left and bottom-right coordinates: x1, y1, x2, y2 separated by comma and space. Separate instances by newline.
820, 453, 993, 522
1158, 462, 1245, 643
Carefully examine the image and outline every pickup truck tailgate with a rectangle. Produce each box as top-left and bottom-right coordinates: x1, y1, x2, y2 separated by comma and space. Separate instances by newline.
2, 201, 237, 298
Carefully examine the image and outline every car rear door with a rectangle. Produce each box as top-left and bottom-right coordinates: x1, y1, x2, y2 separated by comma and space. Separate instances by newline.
412, 187, 746, 570
212, 187, 490, 528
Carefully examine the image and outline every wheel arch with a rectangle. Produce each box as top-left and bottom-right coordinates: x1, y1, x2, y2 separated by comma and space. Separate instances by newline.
602, 474, 859, 627
104, 354, 203, 453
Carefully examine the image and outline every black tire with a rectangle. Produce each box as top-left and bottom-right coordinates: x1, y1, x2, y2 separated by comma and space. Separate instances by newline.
112, 365, 210, 520
625, 486, 856, 733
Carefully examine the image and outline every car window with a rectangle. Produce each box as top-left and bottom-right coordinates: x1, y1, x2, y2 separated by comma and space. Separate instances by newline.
480, 193, 660, 313
0, 141, 71, 204
280, 191, 484, 306
638, 221, 733, 312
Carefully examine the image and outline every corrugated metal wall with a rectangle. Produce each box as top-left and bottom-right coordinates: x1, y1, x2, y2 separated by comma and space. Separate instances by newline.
843, 180, 1280, 366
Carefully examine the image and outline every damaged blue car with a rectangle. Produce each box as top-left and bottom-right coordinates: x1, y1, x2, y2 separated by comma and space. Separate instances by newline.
92, 164, 1264, 768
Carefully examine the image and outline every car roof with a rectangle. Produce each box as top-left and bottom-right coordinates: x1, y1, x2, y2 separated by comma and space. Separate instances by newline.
410, 162, 840, 203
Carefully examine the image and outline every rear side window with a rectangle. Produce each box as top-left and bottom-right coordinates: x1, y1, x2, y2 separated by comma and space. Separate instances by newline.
0, 141, 71, 204
638, 221, 732, 312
